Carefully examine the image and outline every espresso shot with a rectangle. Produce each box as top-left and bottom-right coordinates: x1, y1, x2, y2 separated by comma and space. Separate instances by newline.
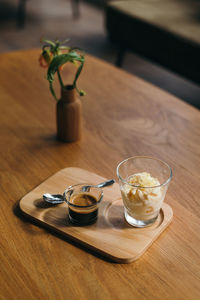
68, 193, 98, 225
64, 184, 103, 226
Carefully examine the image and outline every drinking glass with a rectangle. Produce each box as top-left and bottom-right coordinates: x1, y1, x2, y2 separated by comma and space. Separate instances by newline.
117, 156, 172, 227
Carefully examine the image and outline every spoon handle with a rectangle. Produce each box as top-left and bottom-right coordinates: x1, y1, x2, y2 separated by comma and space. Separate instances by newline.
43, 193, 64, 204
43, 179, 115, 204
96, 179, 115, 189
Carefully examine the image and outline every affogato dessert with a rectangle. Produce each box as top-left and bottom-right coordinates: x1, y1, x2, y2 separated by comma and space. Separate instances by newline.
121, 172, 164, 221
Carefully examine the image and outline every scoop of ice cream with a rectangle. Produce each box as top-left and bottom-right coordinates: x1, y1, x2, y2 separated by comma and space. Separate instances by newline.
128, 172, 160, 188
121, 172, 164, 218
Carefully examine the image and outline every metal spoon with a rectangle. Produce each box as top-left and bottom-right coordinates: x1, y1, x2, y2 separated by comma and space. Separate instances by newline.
43, 179, 115, 204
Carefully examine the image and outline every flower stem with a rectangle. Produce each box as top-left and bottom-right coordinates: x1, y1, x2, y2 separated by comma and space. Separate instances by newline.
57, 69, 65, 89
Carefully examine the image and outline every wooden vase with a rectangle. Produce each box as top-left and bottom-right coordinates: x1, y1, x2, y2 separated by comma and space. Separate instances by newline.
56, 85, 82, 142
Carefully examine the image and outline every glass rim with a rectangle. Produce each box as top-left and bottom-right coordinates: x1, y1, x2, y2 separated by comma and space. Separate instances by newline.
63, 183, 104, 208
116, 156, 172, 188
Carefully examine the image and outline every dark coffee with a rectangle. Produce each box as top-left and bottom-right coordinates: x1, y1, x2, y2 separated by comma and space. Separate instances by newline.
68, 193, 98, 225
68, 207, 98, 225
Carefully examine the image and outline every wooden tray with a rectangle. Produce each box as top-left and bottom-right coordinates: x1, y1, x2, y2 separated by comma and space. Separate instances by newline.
19, 167, 173, 263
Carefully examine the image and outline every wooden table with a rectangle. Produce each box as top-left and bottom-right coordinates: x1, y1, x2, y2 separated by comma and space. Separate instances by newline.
0, 49, 200, 299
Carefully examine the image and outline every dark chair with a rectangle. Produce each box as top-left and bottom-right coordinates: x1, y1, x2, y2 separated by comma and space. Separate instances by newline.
105, 0, 200, 84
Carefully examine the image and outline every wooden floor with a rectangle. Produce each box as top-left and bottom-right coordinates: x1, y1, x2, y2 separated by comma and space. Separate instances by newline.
0, 0, 199, 109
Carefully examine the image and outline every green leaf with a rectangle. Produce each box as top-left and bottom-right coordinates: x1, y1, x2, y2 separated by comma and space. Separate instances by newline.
79, 89, 86, 96
47, 52, 85, 100
41, 39, 56, 47
60, 39, 70, 45
47, 53, 84, 82
73, 59, 84, 88
49, 81, 58, 101
58, 46, 70, 50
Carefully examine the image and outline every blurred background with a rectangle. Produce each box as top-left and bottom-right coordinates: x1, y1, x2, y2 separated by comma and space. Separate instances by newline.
0, 0, 199, 109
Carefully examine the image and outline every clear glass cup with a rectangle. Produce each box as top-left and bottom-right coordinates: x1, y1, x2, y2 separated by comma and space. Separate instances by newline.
117, 156, 172, 227
64, 183, 103, 225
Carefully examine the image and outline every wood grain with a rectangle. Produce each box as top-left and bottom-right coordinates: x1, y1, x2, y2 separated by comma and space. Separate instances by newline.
19, 167, 173, 263
0, 49, 200, 299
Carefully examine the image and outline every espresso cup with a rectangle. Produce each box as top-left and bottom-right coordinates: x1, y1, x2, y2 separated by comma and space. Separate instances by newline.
64, 183, 103, 225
